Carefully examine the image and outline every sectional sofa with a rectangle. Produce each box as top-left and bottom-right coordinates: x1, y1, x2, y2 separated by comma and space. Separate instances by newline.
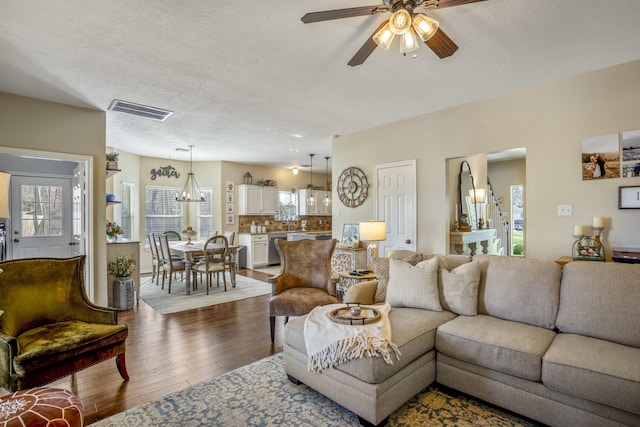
283, 253, 640, 427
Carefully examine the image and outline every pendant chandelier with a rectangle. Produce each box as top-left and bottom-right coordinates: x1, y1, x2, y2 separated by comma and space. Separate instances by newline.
176, 145, 205, 202
307, 153, 315, 207
323, 156, 331, 207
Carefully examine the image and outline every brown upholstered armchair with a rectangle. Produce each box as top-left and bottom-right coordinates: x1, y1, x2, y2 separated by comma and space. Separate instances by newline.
268, 238, 339, 342
0, 256, 129, 391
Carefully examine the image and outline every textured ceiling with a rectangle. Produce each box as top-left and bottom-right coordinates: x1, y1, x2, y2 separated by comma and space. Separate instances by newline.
1, 0, 640, 167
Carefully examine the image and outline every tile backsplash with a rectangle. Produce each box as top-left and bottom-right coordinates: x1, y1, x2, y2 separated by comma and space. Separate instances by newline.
238, 215, 331, 233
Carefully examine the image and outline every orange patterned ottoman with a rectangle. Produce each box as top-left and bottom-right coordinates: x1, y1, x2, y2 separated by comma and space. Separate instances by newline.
0, 387, 83, 427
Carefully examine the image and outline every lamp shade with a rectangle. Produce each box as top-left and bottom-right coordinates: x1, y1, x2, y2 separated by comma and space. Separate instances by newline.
0, 171, 10, 218
412, 14, 439, 41
469, 188, 486, 204
399, 29, 419, 54
389, 9, 412, 35
373, 22, 395, 50
359, 220, 386, 241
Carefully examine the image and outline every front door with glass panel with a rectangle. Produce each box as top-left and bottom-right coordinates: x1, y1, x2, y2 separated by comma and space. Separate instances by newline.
10, 176, 74, 259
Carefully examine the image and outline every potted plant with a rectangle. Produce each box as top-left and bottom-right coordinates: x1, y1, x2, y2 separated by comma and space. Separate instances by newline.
107, 254, 136, 278
106, 152, 120, 170
108, 255, 136, 310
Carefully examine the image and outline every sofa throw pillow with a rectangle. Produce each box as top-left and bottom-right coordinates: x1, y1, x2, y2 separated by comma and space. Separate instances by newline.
372, 252, 423, 303
385, 257, 442, 311
438, 259, 481, 316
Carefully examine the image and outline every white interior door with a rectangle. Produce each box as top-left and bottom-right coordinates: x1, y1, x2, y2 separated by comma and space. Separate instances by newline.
375, 160, 416, 255
10, 175, 74, 259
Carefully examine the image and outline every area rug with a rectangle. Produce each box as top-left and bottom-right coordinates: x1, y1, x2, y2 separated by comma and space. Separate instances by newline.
139, 275, 272, 314
90, 353, 539, 426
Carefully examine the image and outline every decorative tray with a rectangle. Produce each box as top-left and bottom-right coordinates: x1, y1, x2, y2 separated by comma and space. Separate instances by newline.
329, 305, 381, 325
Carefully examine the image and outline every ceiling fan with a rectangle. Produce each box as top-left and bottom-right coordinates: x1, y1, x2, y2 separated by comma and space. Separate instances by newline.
301, 0, 487, 66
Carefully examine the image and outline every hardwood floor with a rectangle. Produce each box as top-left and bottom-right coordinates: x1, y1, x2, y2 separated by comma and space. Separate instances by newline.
48, 269, 285, 425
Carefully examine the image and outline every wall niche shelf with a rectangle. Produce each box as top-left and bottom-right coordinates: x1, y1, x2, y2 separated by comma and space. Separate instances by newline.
106, 169, 121, 178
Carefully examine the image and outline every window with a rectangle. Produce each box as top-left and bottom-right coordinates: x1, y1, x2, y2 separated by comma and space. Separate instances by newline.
196, 188, 214, 240
120, 182, 134, 239
145, 185, 183, 243
276, 190, 298, 221
20, 184, 63, 237
510, 185, 524, 256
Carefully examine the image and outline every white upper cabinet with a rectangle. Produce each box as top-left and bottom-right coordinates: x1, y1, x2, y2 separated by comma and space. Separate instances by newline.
238, 185, 279, 215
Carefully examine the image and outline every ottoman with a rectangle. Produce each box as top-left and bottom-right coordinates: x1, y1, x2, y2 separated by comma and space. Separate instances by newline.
283, 307, 456, 426
0, 387, 84, 427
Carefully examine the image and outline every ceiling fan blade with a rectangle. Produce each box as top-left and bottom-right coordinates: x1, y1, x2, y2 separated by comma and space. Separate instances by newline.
301, 5, 389, 24
347, 20, 389, 67
424, 27, 459, 58
421, 0, 487, 10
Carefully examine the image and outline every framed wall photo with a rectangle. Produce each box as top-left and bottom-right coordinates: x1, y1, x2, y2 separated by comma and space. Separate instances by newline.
226, 192, 234, 203
341, 223, 359, 245
226, 214, 235, 225
226, 203, 234, 214
226, 181, 235, 192
619, 186, 640, 209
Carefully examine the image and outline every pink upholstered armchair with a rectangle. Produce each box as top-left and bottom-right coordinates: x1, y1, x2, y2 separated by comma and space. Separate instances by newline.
268, 238, 339, 342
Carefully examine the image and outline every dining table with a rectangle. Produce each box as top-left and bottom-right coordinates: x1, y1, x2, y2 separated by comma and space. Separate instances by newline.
168, 240, 239, 295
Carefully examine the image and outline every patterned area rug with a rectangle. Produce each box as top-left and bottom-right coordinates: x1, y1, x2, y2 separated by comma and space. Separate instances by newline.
139, 275, 272, 314
90, 353, 539, 426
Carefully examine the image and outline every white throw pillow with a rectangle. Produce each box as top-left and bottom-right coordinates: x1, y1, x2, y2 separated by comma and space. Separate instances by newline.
385, 257, 442, 311
439, 260, 481, 316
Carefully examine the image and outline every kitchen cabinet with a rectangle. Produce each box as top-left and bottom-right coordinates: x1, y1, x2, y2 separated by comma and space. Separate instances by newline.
239, 233, 268, 268
298, 189, 331, 215
238, 185, 279, 215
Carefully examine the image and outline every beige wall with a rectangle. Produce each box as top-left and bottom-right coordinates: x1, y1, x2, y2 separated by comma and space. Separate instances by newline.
332, 59, 640, 261
0, 92, 109, 304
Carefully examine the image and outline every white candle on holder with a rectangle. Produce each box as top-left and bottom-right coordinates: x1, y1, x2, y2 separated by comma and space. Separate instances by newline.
592, 217, 604, 228
573, 225, 584, 236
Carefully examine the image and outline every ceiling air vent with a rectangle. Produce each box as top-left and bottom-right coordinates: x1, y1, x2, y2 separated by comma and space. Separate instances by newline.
108, 99, 173, 121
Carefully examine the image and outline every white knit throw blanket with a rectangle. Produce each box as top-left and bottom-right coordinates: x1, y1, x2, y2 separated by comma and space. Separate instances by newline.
304, 303, 400, 373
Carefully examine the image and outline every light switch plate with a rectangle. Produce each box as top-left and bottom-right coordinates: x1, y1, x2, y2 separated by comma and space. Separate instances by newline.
558, 204, 573, 216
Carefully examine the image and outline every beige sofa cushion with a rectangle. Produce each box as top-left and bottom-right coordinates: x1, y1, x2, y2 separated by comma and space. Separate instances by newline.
285, 307, 456, 384
436, 314, 557, 381
543, 333, 640, 415
371, 251, 423, 303
556, 261, 640, 347
438, 259, 480, 316
473, 255, 561, 329
386, 258, 442, 311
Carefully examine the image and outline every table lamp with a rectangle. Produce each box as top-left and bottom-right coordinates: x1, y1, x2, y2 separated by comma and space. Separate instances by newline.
469, 188, 486, 229
359, 220, 386, 269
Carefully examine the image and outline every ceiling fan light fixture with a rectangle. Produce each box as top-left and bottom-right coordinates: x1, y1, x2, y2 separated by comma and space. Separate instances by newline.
389, 9, 412, 35
412, 13, 439, 41
373, 22, 395, 49
399, 28, 419, 54
292, 166, 299, 175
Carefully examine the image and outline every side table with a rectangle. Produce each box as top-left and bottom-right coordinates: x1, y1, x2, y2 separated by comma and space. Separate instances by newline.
337, 271, 376, 301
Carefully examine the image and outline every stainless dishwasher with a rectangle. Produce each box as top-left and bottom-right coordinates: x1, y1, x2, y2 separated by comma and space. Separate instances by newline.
268, 232, 288, 266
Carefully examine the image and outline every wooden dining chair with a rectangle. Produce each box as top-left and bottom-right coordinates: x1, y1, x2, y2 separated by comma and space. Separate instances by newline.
157, 233, 187, 294
223, 231, 236, 278
163, 230, 184, 280
148, 233, 161, 284
193, 235, 229, 293
163, 230, 182, 241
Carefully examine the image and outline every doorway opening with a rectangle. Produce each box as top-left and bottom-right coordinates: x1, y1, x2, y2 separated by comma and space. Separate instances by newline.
0, 147, 94, 299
